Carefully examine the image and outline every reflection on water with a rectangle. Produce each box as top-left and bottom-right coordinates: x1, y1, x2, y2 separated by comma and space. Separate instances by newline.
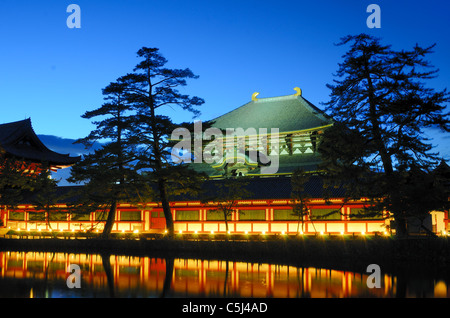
0, 251, 448, 298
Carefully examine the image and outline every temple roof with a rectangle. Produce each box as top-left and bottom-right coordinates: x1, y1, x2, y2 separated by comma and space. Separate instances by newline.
209, 89, 333, 133
198, 175, 346, 200
19, 175, 347, 204
0, 118, 80, 167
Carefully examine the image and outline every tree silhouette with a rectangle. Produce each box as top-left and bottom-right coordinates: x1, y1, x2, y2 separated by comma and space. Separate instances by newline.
320, 34, 450, 236
69, 79, 150, 236
120, 47, 205, 236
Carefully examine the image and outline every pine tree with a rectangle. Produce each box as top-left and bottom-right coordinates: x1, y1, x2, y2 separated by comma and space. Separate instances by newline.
119, 47, 205, 236
320, 34, 450, 236
69, 79, 149, 237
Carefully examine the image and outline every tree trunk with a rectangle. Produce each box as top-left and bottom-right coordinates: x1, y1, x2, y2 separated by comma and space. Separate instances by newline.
148, 85, 174, 237
158, 178, 174, 237
364, 60, 408, 237
101, 253, 115, 297
161, 256, 174, 298
0, 206, 4, 227
224, 210, 229, 241
224, 210, 229, 232
223, 260, 229, 296
395, 216, 408, 238
389, 178, 408, 237
364, 60, 394, 176
102, 200, 117, 238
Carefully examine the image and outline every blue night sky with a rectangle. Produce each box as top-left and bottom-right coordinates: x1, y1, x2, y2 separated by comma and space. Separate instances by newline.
0, 0, 449, 160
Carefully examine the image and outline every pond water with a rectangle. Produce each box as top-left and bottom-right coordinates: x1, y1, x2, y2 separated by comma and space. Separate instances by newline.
0, 251, 448, 298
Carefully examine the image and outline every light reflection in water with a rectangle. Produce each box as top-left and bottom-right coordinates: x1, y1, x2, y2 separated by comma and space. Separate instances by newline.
0, 251, 448, 298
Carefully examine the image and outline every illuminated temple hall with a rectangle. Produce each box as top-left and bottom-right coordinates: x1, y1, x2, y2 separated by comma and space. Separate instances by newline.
193, 87, 334, 177
0, 89, 448, 235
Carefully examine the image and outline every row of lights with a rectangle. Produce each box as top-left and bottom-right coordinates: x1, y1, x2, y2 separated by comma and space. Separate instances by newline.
12, 228, 140, 234
10, 228, 450, 237
171, 229, 391, 236
21, 228, 445, 237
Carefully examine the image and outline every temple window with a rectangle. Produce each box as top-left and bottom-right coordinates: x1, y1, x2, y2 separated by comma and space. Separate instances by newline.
273, 209, 298, 221
239, 209, 266, 221
71, 212, 91, 221
9, 211, 25, 221
175, 210, 200, 221
28, 211, 45, 221
206, 210, 232, 221
95, 211, 108, 221
310, 208, 341, 220
120, 211, 141, 221
349, 208, 383, 220
49, 212, 68, 221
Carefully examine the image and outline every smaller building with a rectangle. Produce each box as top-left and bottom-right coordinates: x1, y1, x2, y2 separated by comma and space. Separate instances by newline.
0, 118, 79, 171
0, 118, 80, 227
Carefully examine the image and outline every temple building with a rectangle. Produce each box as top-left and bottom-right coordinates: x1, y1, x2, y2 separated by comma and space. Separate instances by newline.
0, 118, 80, 171
194, 87, 333, 177
1, 91, 448, 236
0, 118, 80, 230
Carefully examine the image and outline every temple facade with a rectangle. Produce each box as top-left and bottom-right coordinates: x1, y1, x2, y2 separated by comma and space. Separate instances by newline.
1, 91, 448, 236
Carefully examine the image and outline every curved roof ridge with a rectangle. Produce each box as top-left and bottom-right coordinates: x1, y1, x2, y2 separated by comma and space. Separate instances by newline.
207, 91, 333, 133
0, 118, 80, 166
253, 94, 297, 103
